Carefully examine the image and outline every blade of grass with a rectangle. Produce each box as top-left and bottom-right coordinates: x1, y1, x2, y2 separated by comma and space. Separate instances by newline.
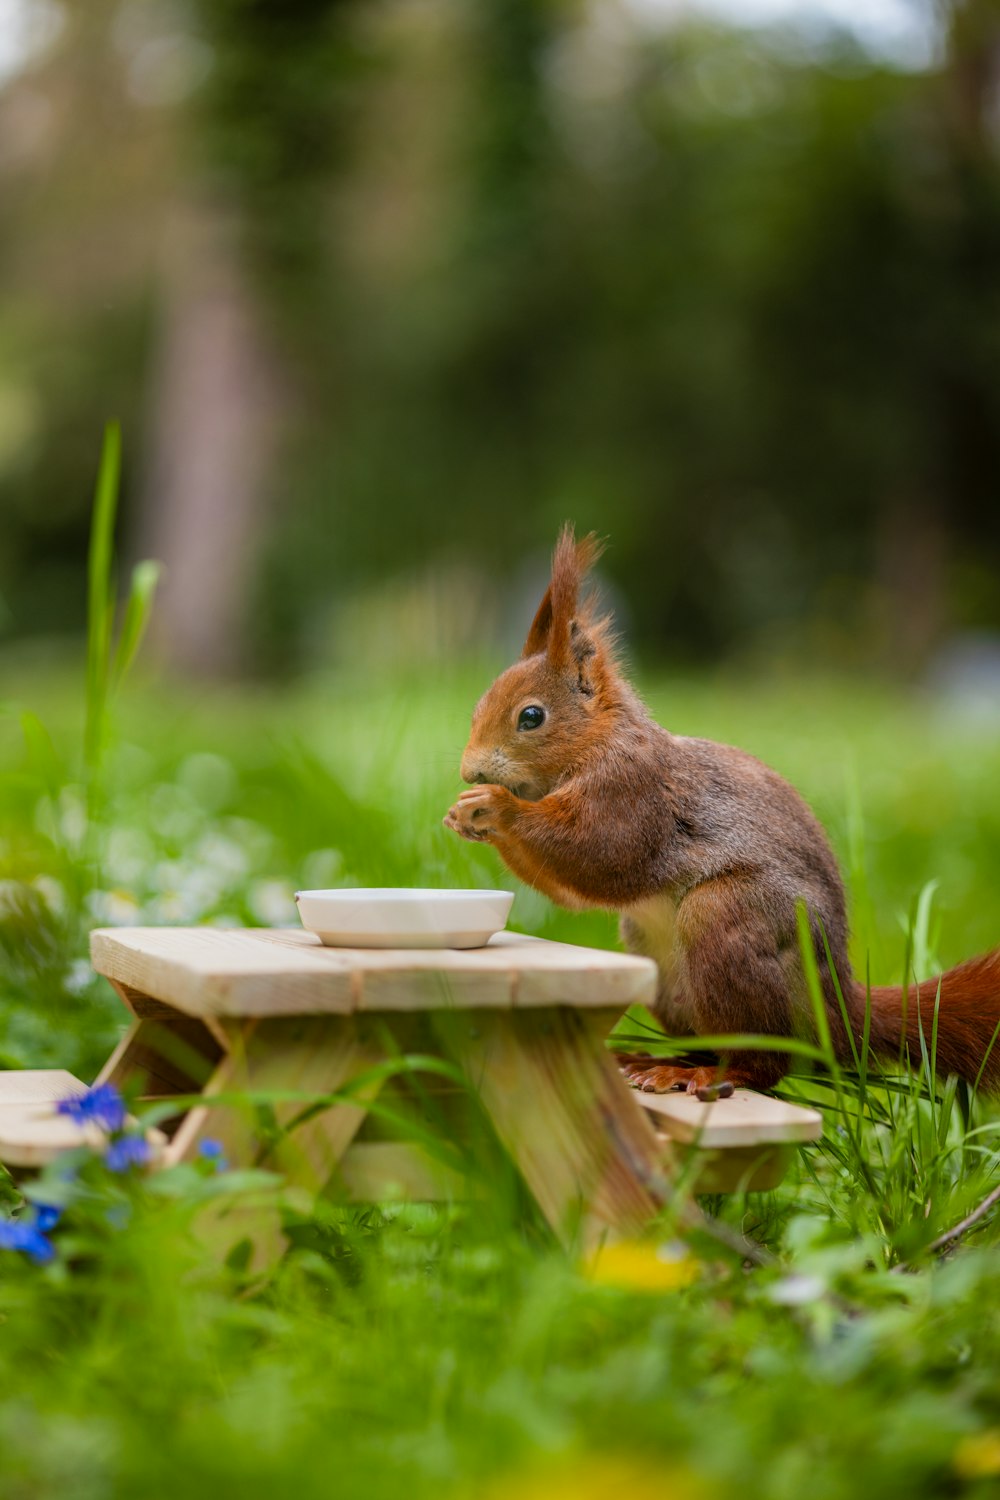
858, 956, 872, 1120
820, 919, 860, 1072
608, 1032, 828, 1063
85, 421, 120, 774
112, 560, 162, 687
911, 878, 941, 982
844, 752, 876, 967
972, 1016, 1000, 1097
899, 914, 914, 1079
796, 899, 853, 1144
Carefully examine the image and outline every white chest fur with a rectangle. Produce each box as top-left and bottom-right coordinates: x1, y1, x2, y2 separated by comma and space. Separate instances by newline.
620, 890, 690, 1026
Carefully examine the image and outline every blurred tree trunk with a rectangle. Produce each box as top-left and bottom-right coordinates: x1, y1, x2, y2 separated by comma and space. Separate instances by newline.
139, 0, 365, 675
876, 0, 1000, 675
946, 0, 1000, 153
940, 0, 1000, 603
136, 201, 287, 676
875, 497, 947, 676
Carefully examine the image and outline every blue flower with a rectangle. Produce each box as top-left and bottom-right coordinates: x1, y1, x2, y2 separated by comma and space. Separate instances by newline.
0, 1218, 55, 1265
105, 1135, 152, 1173
32, 1204, 61, 1233
57, 1082, 126, 1132
197, 1138, 228, 1172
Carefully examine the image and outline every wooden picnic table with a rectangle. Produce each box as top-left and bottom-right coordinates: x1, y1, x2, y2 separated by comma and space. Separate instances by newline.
88, 926, 668, 1255
0, 927, 822, 1266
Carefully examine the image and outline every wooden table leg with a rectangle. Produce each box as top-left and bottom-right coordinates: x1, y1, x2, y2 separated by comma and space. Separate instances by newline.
577, 1006, 630, 1047
94, 991, 667, 1261
438, 1006, 667, 1248
158, 1014, 389, 1272
96, 1015, 224, 1099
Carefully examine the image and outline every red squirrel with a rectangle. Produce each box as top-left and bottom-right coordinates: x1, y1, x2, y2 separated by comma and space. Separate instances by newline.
444, 526, 1000, 1097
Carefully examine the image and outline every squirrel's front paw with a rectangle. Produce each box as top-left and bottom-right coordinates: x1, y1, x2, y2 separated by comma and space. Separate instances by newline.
443, 785, 514, 843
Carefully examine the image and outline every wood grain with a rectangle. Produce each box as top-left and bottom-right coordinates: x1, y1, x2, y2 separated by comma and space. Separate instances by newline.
163, 1014, 390, 1271
0, 1070, 167, 1169
0, 1108, 109, 1166
440, 1007, 667, 1247
636, 1087, 822, 1147
165, 1015, 385, 1181
0, 1070, 87, 1104
91, 928, 357, 1018
96, 1017, 224, 1098
90, 926, 657, 1017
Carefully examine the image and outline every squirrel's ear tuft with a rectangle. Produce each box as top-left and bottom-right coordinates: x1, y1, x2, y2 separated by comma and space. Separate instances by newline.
522, 524, 605, 662
522, 589, 553, 658
569, 619, 599, 696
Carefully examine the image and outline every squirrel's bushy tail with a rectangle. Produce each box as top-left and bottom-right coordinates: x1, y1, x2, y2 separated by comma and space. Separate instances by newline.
857, 948, 1000, 1090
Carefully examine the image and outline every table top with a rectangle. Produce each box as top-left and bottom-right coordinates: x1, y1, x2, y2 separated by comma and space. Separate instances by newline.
90, 927, 658, 1019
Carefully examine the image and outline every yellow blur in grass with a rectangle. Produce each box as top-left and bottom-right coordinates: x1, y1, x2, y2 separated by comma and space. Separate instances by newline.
480, 1454, 708, 1500
582, 1238, 700, 1292
954, 1431, 1000, 1480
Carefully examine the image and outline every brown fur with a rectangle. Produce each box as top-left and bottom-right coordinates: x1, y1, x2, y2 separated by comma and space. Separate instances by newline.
865, 950, 1000, 1091
444, 526, 1000, 1095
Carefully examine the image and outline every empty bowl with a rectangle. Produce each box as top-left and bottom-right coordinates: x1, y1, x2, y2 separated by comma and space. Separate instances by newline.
294, 888, 515, 949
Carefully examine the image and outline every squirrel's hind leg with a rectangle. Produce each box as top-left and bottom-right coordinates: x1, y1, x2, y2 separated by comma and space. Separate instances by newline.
672, 875, 796, 1094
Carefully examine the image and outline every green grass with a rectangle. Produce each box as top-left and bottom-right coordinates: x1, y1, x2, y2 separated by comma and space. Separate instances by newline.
2, 649, 1000, 1499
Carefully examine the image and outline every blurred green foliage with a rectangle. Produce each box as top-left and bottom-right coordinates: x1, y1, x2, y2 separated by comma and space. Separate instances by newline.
1, 400, 999, 1499
2, 10, 1000, 1492
2, 658, 1000, 1497
3, 661, 999, 1068
0, 2, 998, 669
287, 17, 1000, 668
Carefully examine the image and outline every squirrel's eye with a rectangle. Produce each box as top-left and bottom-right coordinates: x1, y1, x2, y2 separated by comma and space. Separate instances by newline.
517, 705, 546, 731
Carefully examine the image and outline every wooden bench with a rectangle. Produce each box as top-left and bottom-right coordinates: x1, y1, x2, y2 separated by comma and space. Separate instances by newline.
0, 927, 821, 1260
640, 1087, 822, 1193
0, 1069, 164, 1168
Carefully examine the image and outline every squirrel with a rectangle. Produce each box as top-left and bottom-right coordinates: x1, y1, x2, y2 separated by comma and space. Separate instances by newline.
444, 526, 1000, 1098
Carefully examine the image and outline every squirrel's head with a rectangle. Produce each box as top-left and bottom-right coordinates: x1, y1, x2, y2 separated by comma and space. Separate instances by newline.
460, 526, 619, 800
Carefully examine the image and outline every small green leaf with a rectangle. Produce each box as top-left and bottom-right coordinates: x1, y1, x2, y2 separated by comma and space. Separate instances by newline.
20, 710, 64, 800
112, 559, 161, 687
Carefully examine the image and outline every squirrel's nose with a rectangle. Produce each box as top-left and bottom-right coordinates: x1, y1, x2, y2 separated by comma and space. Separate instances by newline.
460, 750, 490, 784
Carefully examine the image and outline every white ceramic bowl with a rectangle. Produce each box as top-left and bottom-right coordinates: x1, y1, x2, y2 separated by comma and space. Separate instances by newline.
294, 888, 515, 949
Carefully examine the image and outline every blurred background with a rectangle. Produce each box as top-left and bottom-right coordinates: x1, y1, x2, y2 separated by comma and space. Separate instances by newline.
1, 0, 998, 685
2, 17, 1000, 1487
0, 0, 996, 1081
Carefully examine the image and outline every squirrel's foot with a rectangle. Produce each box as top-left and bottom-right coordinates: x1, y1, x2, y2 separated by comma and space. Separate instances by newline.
619, 1060, 735, 1101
